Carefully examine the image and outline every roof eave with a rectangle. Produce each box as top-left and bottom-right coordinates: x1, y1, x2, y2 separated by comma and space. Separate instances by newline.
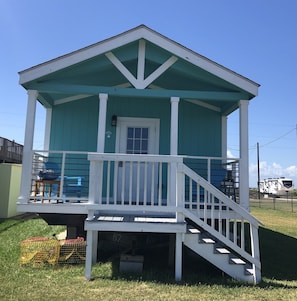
19, 25, 259, 97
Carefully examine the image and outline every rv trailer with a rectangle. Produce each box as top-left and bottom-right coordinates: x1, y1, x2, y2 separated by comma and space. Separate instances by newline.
259, 177, 294, 197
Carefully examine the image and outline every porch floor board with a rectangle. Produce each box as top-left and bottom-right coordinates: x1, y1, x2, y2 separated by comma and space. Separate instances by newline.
85, 215, 186, 233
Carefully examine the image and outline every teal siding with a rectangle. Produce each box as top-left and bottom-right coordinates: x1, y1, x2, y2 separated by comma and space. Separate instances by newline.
50, 98, 98, 151
105, 97, 171, 154
179, 101, 221, 157
49, 96, 221, 157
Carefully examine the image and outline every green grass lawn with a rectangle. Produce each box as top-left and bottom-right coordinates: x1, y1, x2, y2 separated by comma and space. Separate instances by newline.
0, 208, 297, 301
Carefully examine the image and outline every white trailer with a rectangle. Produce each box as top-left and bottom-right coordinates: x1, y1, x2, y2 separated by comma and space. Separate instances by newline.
259, 177, 294, 197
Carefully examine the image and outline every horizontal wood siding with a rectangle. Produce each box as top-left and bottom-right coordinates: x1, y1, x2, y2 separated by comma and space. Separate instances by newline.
179, 101, 221, 156
106, 97, 170, 154
50, 96, 221, 158
50, 98, 98, 151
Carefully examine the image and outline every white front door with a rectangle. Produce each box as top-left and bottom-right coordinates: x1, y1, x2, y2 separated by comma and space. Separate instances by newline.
115, 117, 160, 203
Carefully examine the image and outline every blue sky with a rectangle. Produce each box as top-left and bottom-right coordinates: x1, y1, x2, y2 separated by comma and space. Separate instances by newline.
0, 0, 296, 187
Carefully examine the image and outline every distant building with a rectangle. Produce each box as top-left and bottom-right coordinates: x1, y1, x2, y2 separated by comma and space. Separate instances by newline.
0, 137, 23, 164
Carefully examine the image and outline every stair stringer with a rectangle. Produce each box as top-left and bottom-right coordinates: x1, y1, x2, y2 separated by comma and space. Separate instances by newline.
184, 231, 254, 283
183, 209, 261, 284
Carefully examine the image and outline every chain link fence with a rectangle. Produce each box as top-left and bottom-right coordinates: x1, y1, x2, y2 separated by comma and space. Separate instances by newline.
250, 189, 297, 213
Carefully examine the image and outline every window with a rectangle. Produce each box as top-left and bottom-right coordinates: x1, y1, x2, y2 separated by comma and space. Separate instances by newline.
126, 127, 149, 154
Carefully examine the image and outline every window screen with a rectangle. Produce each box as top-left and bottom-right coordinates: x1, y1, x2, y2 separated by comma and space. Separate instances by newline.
126, 127, 149, 154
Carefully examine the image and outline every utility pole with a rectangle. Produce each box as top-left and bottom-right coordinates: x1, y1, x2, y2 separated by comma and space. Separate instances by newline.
257, 142, 261, 200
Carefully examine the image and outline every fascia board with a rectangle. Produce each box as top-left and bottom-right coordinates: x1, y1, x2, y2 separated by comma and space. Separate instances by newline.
19, 28, 145, 85
140, 28, 259, 96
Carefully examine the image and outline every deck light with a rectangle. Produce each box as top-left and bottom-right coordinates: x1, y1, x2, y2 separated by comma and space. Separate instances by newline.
111, 115, 117, 126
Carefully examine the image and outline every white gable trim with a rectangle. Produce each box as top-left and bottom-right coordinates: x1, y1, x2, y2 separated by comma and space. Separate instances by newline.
54, 94, 91, 105
137, 39, 146, 82
19, 25, 259, 96
139, 27, 259, 96
105, 51, 139, 87
19, 28, 145, 85
185, 99, 221, 112
141, 55, 178, 89
106, 40, 178, 89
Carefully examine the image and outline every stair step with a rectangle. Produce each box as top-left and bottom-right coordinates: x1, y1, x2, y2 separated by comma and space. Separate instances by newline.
215, 247, 230, 254
201, 238, 215, 244
230, 257, 246, 265
245, 268, 254, 275
188, 227, 201, 234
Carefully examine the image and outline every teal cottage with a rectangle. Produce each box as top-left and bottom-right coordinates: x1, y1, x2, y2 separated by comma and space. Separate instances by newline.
17, 25, 261, 283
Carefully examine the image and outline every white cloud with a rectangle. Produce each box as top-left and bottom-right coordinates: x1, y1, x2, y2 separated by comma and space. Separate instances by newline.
227, 149, 236, 158
249, 161, 297, 188
286, 165, 297, 177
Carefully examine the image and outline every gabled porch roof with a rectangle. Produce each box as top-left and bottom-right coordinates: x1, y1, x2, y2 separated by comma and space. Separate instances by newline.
19, 25, 259, 115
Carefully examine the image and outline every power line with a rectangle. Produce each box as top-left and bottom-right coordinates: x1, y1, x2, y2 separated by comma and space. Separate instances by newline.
260, 127, 296, 148
229, 125, 297, 152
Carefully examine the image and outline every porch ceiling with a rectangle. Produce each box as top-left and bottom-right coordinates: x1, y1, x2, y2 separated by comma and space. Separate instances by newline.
19, 25, 259, 115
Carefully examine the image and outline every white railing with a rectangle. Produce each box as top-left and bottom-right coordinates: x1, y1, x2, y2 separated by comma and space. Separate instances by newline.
182, 155, 240, 202
27, 151, 240, 206
88, 153, 182, 213
29, 150, 90, 203
179, 164, 261, 282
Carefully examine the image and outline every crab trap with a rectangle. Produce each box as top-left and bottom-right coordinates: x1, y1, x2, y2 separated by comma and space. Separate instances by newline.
20, 237, 86, 266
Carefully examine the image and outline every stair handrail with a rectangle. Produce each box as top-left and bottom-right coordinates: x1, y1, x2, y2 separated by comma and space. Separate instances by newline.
181, 164, 261, 226
180, 163, 261, 271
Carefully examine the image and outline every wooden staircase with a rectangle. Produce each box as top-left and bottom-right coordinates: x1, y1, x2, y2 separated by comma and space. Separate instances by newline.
184, 224, 255, 283
83, 156, 261, 284
180, 164, 261, 284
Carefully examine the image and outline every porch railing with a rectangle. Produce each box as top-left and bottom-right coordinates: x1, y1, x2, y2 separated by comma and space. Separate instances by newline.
182, 155, 239, 202
30, 151, 90, 203
179, 163, 261, 281
87, 153, 181, 210
28, 151, 240, 205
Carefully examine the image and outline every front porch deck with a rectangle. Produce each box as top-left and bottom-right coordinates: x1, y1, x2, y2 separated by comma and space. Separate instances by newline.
18, 151, 261, 284
20, 151, 240, 208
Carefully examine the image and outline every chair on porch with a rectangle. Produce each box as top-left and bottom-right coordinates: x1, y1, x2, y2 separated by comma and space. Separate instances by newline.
211, 167, 237, 201
63, 176, 83, 201
38, 161, 83, 202
220, 170, 237, 201
39, 161, 60, 181
192, 167, 236, 202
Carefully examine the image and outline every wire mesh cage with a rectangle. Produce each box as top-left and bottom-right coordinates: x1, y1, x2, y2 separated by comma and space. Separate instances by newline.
58, 237, 86, 264
19, 237, 60, 267
20, 237, 86, 266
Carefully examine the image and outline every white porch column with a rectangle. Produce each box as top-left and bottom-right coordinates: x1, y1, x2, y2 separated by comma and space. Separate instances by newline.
97, 93, 108, 152
89, 93, 108, 267
89, 93, 108, 205
169, 97, 180, 207
85, 229, 95, 280
239, 100, 249, 210
221, 115, 227, 158
44, 108, 52, 150
18, 90, 38, 204
170, 97, 180, 155
171, 96, 183, 282
175, 233, 183, 281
